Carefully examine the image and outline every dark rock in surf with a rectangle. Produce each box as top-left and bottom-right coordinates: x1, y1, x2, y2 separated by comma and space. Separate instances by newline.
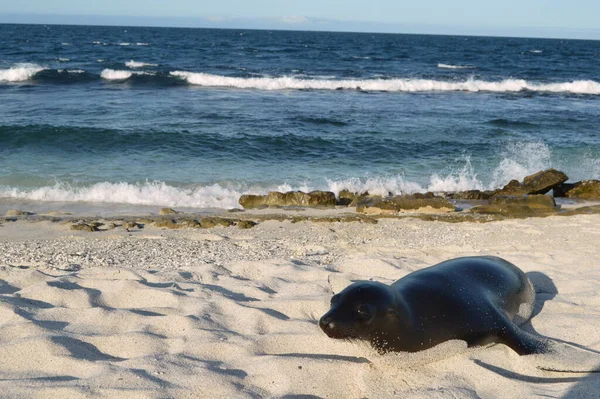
494, 169, 568, 196
556, 180, 600, 200
239, 190, 336, 209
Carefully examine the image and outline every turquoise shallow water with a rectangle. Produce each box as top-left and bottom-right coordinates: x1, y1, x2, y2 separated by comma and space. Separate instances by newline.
1, 24, 599, 209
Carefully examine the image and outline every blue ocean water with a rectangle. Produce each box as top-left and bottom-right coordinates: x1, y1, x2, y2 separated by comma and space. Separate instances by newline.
1, 24, 599, 209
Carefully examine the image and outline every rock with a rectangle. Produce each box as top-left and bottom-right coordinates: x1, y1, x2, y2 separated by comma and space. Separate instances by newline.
154, 219, 178, 229
159, 208, 178, 215
305, 191, 337, 207
337, 190, 356, 206
446, 190, 493, 200
238, 195, 265, 209
560, 180, 600, 200
522, 169, 568, 194
122, 221, 141, 229
41, 211, 72, 216
237, 220, 258, 229
200, 217, 234, 228
356, 194, 455, 215
239, 190, 336, 209
470, 195, 558, 218
5, 210, 34, 217
559, 204, 600, 216
179, 220, 201, 228
70, 223, 99, 232
494, 169, 568, 196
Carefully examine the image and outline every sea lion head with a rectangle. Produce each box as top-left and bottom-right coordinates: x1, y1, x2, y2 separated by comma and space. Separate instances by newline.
319, 281, 399, 342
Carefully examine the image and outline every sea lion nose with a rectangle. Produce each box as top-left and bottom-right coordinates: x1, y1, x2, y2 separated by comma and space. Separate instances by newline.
319, 315, 335, 332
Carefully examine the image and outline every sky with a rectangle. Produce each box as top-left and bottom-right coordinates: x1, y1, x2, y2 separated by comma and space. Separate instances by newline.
1, 0, 600, 40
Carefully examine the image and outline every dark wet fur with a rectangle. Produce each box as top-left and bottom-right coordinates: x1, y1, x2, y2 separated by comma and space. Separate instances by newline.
320, 256, 549, 355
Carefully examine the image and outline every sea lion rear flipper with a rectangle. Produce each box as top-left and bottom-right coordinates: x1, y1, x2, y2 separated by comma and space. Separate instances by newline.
494, 314, 549, 355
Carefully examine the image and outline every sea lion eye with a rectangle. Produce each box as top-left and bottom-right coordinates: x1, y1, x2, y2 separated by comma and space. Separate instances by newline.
356, 304, 371, 320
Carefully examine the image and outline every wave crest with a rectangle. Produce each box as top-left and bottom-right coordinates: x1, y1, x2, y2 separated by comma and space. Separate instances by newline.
437, 63, 476, 69
100, 69, 133, 80
125, 60, 158, 68
0, 63, 45, 82
170, 72, 600, 94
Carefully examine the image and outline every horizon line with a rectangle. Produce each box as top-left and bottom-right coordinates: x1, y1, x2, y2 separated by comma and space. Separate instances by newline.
1, 13, 600, 41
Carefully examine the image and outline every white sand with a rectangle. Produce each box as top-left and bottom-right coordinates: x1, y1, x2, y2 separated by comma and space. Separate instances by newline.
1, 215, 599, 398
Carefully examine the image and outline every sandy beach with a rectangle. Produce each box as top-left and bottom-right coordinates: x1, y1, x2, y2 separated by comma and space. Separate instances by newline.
0, 212, 599, 398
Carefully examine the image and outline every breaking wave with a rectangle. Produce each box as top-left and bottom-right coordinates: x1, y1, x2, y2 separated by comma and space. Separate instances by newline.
0, 63, 45, 82
170, 72, 600, 94
437, 63, 476, 69
100, 69, 157, 80
0, 141, 576, 209
125, 60, 158, 68
100, 69, 133, 80
2, 66, 599, 94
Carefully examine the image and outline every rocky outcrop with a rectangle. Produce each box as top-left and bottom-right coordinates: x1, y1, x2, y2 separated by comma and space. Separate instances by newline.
70, 223, 99, 232
237, 220, 258, 229
5, 210, 34, 217
494, 169, 568, 196
556, 180, 600, 200
199, 217, 234, 228
239, 191, 336, 209
356, 194, 455, 215
159, 208, 178, 215
154, 219, 178, 229
336, 190, 357, 206
445, 190, 493, 200
470, 195, 558, 218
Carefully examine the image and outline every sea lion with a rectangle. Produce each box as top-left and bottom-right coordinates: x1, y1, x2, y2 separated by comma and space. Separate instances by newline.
319, 256, 548, 355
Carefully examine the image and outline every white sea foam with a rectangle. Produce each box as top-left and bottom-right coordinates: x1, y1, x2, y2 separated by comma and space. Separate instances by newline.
118, 42, 131, 46
0, 63, 44, 82
326, 177, 424, 197
0, 141, 594, 208
437, 63, 476, 69
100, 69, 156, 80
169, 72, 600, 94
490, 141, 552, 187
100, 69, 133, 80
428, 158, 485, 192
0, 182, 244, 209
136, 43, 149, 46
125, 60, 158, 68
57, 58, 70, 62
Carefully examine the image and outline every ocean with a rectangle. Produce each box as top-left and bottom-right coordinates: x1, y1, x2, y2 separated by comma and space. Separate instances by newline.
1, 24, 599, 211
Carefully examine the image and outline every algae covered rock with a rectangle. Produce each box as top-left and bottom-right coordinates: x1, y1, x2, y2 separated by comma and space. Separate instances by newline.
237, 220, 258, 229
561, 180, 600, 200
5, 210, 34, 217
154, 219, 178, 229
356, 194, 455, 215
159, 208, 178, 215
494, 169, 568, 196
199, 217, 234, 228
70, 223, 99, 232
470, 195, 558, 218
446, 190, 493, 200
239, 190, 336, 209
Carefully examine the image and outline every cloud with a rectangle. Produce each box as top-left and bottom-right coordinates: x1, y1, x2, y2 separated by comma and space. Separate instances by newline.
280, 16, 309, 24
205, 16, 228, 23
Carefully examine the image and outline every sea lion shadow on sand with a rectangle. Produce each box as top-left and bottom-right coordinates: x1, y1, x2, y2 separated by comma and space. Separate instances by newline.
525, 271, 600, 356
